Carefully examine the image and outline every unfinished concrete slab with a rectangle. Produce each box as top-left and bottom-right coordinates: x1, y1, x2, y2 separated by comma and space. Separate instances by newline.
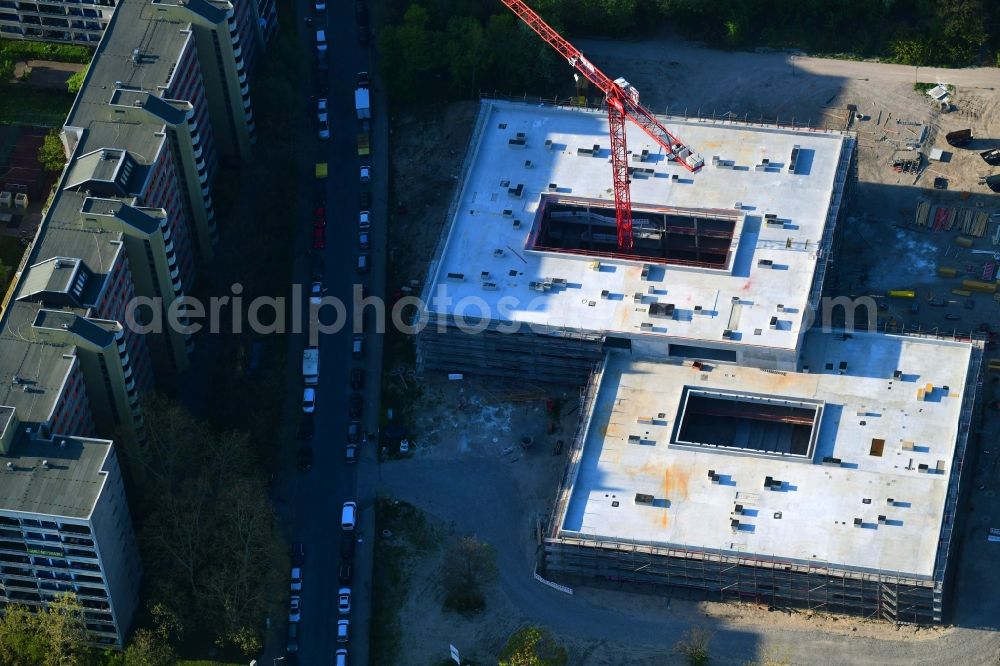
419, 100, 855, 378
545, 330, 982, 623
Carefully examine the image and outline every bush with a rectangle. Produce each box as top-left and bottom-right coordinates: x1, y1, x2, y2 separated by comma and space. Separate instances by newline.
66, 65, 87, 93
498, 626, 567, 666
38, 130, 67, 173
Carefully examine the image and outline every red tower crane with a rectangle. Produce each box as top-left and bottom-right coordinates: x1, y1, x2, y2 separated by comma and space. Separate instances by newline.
500, 0, 703, 251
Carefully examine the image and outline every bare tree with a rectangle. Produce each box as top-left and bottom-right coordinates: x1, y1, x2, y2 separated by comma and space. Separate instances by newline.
440, 535, 497, 613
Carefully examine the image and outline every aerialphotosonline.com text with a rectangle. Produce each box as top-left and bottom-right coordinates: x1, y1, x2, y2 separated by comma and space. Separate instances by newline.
124, 283, 881, 345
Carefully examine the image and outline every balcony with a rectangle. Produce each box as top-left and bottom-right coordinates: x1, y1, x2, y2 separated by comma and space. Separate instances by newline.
232, 44, 241, 59
60, 524, 91, 536
240, 82, 250, 96
192, 144, 203, 159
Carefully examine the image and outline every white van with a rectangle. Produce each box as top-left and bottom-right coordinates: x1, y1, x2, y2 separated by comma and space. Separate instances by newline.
335, 648, 348, 666
316, 29, 328, 54
341, 501, 357, 530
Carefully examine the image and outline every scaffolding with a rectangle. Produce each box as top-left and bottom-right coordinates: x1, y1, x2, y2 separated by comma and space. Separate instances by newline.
543, 535, 939, 623
541, 335, 985, 625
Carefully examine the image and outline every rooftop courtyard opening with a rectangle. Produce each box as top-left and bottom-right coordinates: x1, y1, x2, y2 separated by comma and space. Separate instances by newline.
673, 388, 822, 459
529, 195, 739, 268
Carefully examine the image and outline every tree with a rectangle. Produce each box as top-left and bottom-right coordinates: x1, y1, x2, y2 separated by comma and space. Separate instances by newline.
39, 593, 89, 666
440, 535, 497, 613
38, 130, 67, 173
498, 626, 567, 666
0, 605, 48, 665
122, 628, 174, 666
675, 625, 713, 666
66, 65, 87, 93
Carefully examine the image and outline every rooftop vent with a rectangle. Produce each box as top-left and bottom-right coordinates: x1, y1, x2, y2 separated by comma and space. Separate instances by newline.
493, 248, 505, 257
648, 302, 675, 319
758, 259, 774, 268
634, 493, 654, 505
544, 139, 553, 150
41, 460, 49, 469
446, 272, 464, 282
722, 329, 734, 339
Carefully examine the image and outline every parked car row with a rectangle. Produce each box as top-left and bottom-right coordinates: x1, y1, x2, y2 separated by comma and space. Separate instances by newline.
290, 2, 372, 665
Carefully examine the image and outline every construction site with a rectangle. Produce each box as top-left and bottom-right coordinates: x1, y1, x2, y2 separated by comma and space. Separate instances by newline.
405, 1, 993, 630
545, 331, 981, 624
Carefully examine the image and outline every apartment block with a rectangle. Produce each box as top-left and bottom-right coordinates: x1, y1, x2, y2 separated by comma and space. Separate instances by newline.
0, 415, 141, 648
0, 0, 269, 646
0, 0, 113, 44
0, 0, 275, 49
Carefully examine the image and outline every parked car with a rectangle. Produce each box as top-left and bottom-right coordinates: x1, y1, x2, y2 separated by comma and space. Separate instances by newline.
345, 443, 358, 464
291, 542, 305, 566
357, 231, 370, 251
357, 70, 369, 87
358, 210, 370, 230
290, 567, 303, 591
314, 0, 325, 10
311, 253, 324, 280
359, 165, 371, 183
288, 595, 301, 623
337, 587, 351, 615
297, 445, 313, 471
347, 419, 361, 444
318, 118, 330, 140
356, 253, 369, 274
352, 336, 364, 359
340, 533, 355, 560
350, 367, 364, 390
286, 621, 299, 653
302, 388, 316, 413
296, 413, 314, 441
399, 439, 411, 454
348, 392, 363, 418
316, 97, 328, 122
337, 619, 350, 643
341, 502, 357, 530
335, 648, 348, 666
310, 281, 324, 306
338, 561, 353, 584
312, 227, 326, 250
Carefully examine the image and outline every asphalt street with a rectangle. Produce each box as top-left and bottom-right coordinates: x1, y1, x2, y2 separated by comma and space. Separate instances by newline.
268, 1, 385, 664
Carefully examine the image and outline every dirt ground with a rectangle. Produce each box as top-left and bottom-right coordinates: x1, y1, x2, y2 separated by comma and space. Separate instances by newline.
387, 101, 480, 291
382, 40, 1000, 666
576, 39, 1000, 334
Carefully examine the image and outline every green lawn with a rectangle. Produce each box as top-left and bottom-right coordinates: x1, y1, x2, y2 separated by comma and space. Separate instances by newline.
0, 84, 74, 125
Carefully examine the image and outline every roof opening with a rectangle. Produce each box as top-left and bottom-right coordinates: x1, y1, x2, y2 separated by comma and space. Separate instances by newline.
527, 194, 738, 268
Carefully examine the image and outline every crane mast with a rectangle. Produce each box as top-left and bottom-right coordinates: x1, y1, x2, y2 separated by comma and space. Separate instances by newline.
500, 0, 703, 250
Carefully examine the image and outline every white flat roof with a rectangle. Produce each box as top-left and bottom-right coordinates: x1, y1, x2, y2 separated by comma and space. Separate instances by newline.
558, 331, 975, 578
425, 100, 851, 352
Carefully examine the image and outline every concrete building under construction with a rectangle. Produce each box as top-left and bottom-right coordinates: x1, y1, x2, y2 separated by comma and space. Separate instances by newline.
544, 331, 981, 624
420, 99, 982, 622
417, 99, 856, 383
